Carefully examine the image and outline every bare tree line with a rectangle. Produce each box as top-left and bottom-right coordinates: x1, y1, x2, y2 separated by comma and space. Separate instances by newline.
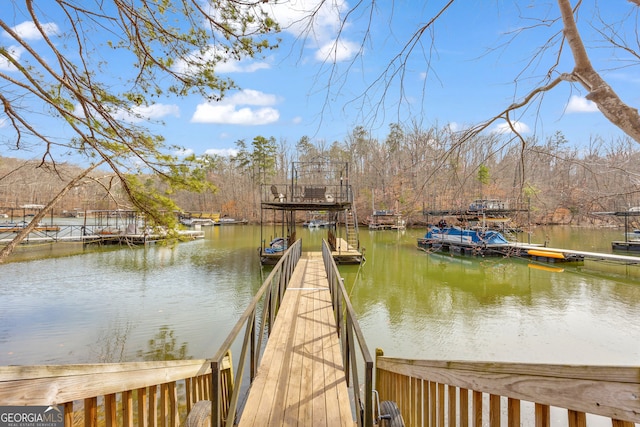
4, 123, 638, 228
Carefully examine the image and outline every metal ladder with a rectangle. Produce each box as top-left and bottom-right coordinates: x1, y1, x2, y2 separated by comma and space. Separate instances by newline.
344, 207, 359, 249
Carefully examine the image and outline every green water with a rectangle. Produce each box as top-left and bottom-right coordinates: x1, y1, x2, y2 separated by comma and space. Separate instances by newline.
0, 225, 638, 366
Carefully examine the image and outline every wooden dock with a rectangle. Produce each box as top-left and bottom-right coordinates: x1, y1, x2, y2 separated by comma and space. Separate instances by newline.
508, 243, 640, 264
332, 237, 364, 264
238, 252, 354, 427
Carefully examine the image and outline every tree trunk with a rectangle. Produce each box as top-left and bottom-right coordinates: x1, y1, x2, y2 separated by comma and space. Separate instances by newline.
558, 0, 640, 143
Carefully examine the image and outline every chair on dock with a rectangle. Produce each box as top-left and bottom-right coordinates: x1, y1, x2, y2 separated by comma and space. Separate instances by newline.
271, 185, 285, 202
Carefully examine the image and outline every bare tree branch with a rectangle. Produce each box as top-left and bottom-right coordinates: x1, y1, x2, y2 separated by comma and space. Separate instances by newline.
558, 0, 640, 142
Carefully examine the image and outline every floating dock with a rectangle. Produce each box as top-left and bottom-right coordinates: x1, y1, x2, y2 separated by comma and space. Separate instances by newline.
419, 238, 640, 266
510, 243, 640, 264
0, 224, 204, 245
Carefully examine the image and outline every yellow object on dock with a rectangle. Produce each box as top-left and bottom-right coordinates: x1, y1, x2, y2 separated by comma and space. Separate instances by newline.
527, 249, 565, 259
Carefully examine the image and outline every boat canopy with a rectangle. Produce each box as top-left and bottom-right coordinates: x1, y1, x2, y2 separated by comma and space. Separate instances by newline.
425, 226, 509, 245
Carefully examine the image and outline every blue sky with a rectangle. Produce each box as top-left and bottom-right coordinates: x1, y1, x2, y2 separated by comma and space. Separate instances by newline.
1, 1, 638, 161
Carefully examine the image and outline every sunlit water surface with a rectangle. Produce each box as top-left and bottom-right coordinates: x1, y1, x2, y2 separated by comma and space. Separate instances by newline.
1, 224, 638, 366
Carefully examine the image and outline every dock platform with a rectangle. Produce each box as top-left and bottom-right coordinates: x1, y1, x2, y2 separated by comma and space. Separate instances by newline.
332, 237, 364, 264
508, 243, 640, 264
238, 252, 354, 426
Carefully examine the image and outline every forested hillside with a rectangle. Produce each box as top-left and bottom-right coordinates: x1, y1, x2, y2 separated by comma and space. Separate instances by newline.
2, 124, 639, 228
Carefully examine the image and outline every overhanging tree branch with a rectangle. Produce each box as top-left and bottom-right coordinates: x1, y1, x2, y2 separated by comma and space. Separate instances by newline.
0, 160, 105, 263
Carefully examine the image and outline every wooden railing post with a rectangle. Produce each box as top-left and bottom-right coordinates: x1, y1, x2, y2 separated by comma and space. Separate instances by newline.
105, 393, 117, 427
138, 387, 148, 427
535, 403, 550, 427
210, 360, 220, 427
473, 390, 482, 427
149, 385, 158, 427
84, 397, 97, 427
567, 410, 586, 427
508, 398, 520, 427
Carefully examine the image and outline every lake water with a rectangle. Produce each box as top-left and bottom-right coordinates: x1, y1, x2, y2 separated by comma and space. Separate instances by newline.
1, 224, 639, 366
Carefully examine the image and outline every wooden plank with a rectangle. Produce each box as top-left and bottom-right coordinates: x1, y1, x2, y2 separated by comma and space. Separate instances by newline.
460, 388, 469, 427
84, 397, 97, 427
137, 387, 148, 427
567, 410, 586, 427
490, 394, 500, 427
0, 360, 211, 406
377, 357, 640, 423
321, 287, 341, 427
123, 390, 133, 427
508, 398, 520, 427
316, 255, 352, 426
448, 385, 457, 427
312, 255, 330, 425
239, 277, 300, 425
438, 383, 445, 427
299, 288, 316, 424
238, 253, 353, 427
148, 386, 157, 427
280, 262, 308, 424
105, 394, 117, 427
473, 391, 482, 427
535, 403, 550, 427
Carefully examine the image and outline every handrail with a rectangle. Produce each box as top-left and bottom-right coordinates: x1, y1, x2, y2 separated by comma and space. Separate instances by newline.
322, 239, 374, 427
376, 352, 640, 426
210, 239, 302, 427
0, 357, 231, 427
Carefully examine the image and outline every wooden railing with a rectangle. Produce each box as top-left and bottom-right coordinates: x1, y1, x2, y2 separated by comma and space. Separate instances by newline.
322, 239, 374, 427
375, 350, 640, 427
209, 238, 302, 427
0, 355, 233, 427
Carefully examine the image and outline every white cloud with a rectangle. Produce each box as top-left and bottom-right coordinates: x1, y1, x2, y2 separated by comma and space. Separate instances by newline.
218, 60, 271, 74
191, 89, 280, 125
192, 104, 279, 125
267, 0, 348, 42
205, 148, 238, 157
491, 121, 531, 135
565, 95, 599, 113
224, 89, 278, 106
315, 38, 359, 62
72, 102, 179, 124
265, 1, 359, 63
114, 103, 180, 123
179, 2, 354, 68
6, 21, 59, 40
175, 148, 194, 157
292, 116, 303, 124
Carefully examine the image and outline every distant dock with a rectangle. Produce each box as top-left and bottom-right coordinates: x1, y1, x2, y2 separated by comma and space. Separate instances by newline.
0, 224, 204, 245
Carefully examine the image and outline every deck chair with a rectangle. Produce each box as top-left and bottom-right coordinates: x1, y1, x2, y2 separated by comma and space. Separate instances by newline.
271, 185, 285, 201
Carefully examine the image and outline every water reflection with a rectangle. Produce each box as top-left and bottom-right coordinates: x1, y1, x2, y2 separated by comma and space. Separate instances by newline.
0, 225, 638, 367
0, 226, 264, 365
342, 228, 640, 365
90, 318, 133, 363
137, 326, 189, 361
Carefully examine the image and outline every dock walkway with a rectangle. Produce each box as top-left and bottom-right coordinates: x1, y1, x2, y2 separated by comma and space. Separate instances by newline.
509, 243, 640, 264
238, 252, 354, 427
